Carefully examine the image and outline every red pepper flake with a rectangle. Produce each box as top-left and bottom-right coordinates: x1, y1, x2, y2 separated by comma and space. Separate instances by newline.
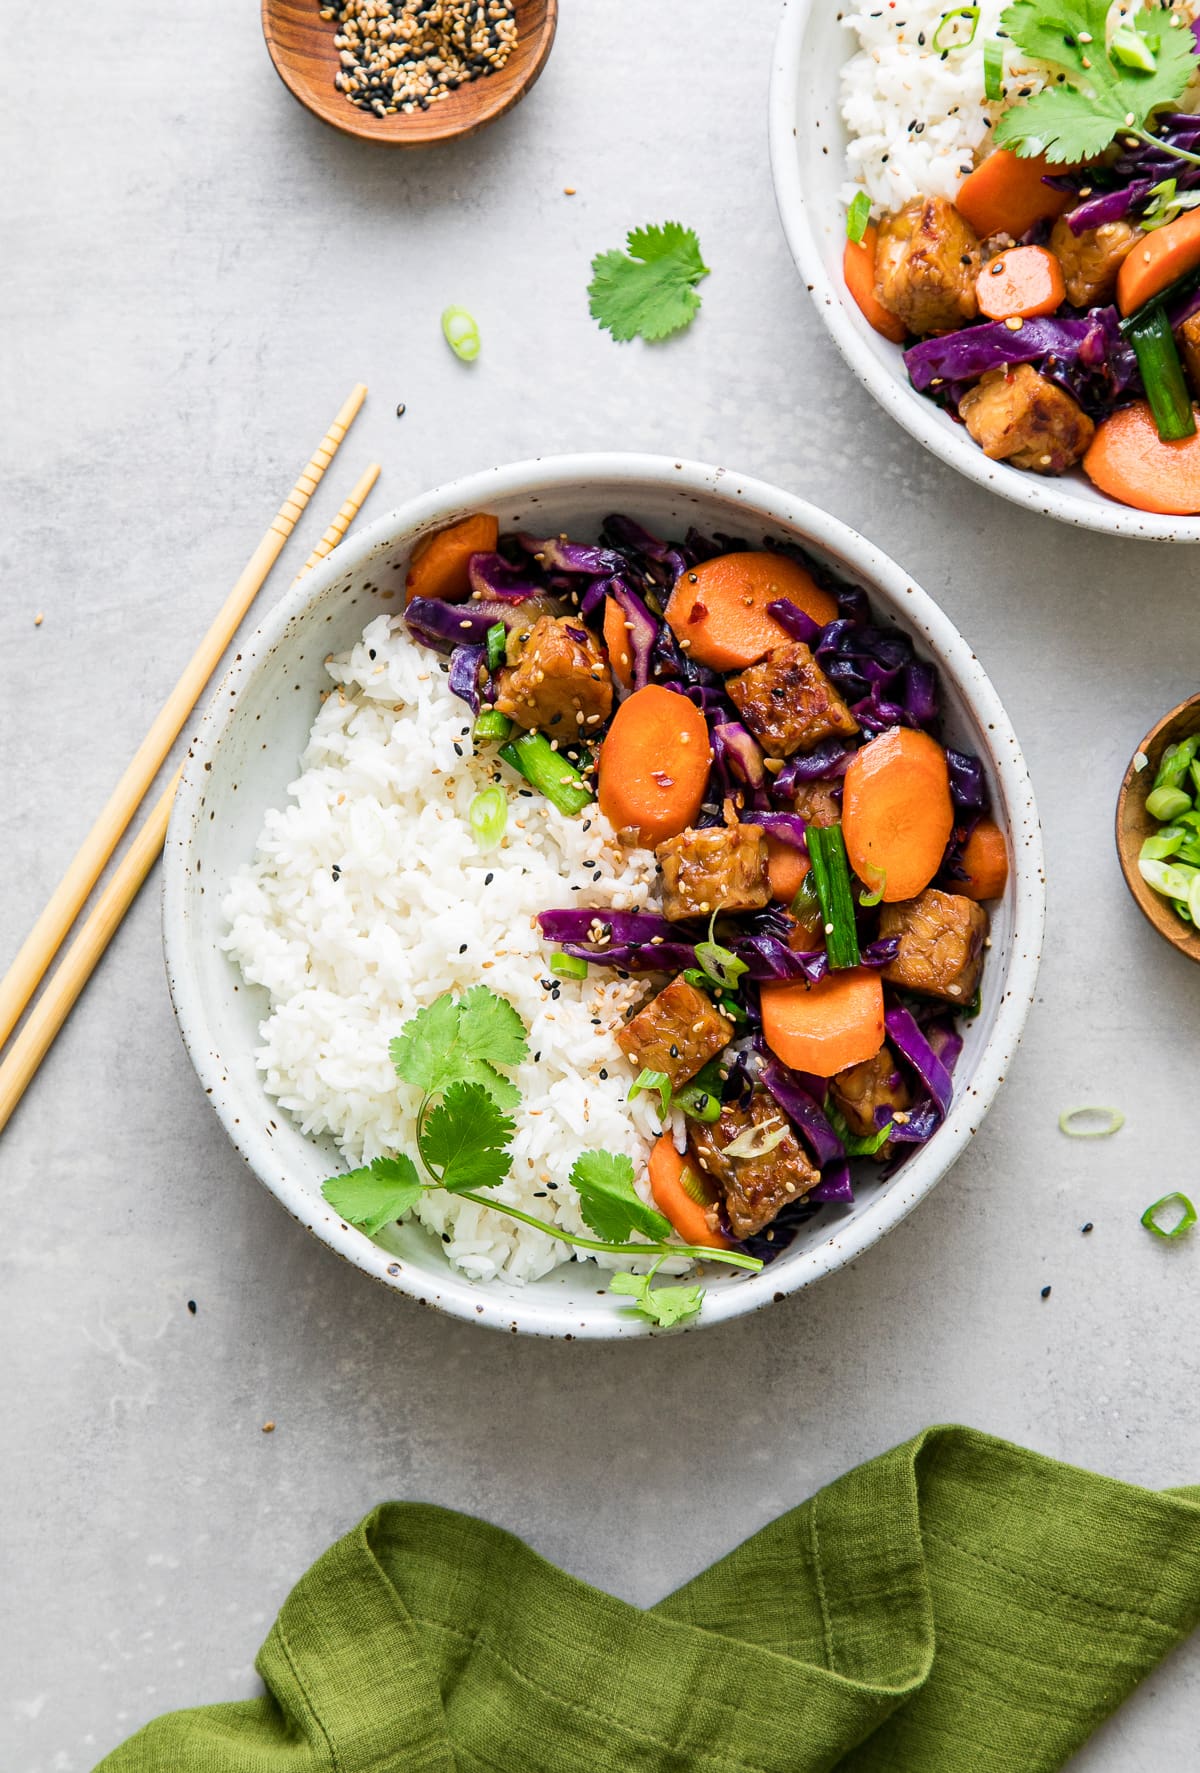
687, 601, 708, 623
651, 770, 674, 789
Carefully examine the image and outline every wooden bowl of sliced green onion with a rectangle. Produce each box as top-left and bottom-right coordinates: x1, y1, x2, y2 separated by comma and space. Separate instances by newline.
1117, 694, 1200, 966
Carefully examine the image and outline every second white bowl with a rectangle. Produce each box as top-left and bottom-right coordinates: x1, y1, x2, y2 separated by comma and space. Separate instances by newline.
768, 0, 1200, 542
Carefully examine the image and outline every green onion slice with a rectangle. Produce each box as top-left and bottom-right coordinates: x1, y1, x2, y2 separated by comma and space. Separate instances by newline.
846, 190, 872, 245
1146, 784, 1193, 822
629, 1068, 672, 1119
858, 866, 887, 909
1141, 1192, 1197, 1240
1140, 857, 1199, 901
1141, 826, 1188, 862
722, 1118, 790, 1161
806, 824, 862, 970
1058, 1105, 1125, 1139
441, 305, 481, 362
467, 785, 507, 851
1126, 306, 1196, 443
499, 732, 593, 817
485, 622, 507, 675
677, 1085, 722, 1124
1110, 24, 1157, 73
474, 710, 513, 743
933, 5, 981, 53
550, 951, 588, 980
826, 1097, 895, 1156
1155, 735, 1200, 791
983, 36, 1004, 100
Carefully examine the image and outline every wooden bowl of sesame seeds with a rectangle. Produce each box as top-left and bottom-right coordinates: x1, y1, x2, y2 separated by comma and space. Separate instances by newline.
262, 0, 557, 146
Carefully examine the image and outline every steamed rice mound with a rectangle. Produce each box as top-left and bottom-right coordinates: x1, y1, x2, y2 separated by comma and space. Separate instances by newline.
222, 612, 670, 1285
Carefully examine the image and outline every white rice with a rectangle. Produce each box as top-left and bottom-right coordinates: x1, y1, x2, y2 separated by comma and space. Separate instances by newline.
840, 0, 1197, 216
222, 613, 680, 1285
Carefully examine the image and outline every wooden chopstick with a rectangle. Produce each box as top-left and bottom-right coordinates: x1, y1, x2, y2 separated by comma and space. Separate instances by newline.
0, 457, 380, 1137
0, 383, 367, 1055
295, 461, 381, 579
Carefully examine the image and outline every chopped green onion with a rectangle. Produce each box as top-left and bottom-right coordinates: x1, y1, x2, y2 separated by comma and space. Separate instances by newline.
1126, 306, 1196, 442
499, 732, 593, 817
677, 1085, 722, 1124
681, 969, 749, 1021
485, 622, 507, 675
826, 1097, 895, 1156
858, 866, 887, 909
805, 824, 861, 970
846, 191, 872, 245
629, 1068, 671, 1119
1139, 857, 1199, 901
467, 785, 507, 851
983, 37, 1004, 100
550, 951, 588, 980
1155, 735, 1200, 791
1141, 825, 1188, 862
1058, 1105, 1125, 1139
1140, 1192, 1197, 1240
932, 5, 980, 53
1146, 784, 1193, 822
1190, 873, 1200, 925
473, 710, 513, 743
1110, 24, 1157, 73
441, 304, 481, 362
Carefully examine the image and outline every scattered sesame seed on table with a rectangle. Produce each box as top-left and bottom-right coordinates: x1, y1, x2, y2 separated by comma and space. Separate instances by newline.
319, 0, 519, 118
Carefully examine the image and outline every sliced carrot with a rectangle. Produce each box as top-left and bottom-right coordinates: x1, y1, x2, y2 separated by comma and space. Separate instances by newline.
1118, 208, 1200, 316
404, 512, 498, 605
648, 1133, 732, 1250
957, 817, 1009, 901
1084, 400, 1200, 515
664, 552, 839, 673
602, 595, 635, 693
844, 226, 907, 344
955, 150, 1072, 242
760, 970, 886, 1079
841, 728, 954, 903
976, 245, 1065, 321
597, 685, 711, 847
766, 837, 811, 905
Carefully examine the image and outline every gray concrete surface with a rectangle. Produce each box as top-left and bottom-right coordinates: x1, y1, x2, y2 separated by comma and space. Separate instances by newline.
3, 2, 1199, 1765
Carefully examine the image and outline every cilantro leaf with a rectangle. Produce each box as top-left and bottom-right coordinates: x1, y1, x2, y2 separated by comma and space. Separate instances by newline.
994, 0, 1198, 163
588, 222, 710, 343
458, 985, 529, 1068
390, 988, 527, 1110
610, 1270, 705, 1327
419, 1080, 515, 1193
570, 1149, 673, 1243
322, 1154, 423, 1236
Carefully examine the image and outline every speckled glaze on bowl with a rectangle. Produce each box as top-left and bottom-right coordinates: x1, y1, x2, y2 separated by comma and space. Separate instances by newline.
162, 455, 1045, 1338
768, 0, 1200, 542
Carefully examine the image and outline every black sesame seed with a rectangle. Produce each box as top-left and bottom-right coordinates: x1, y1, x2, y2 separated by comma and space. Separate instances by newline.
459, 944, 468, 954
1082, 1222, 1093, 1234
186, 1300, 197, 1315
1040, 1285, 1052, 1299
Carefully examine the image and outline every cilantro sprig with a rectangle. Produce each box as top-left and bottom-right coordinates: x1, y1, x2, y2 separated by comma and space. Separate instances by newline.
320, 987, 762, 1324
992, 0, 1200, 164
610, 1260, 706, 1328
588, 223, 710, 343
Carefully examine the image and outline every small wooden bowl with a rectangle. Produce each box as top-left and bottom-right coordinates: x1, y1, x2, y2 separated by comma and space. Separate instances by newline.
1116, 693, 1200, 965
262, 0, 557, 147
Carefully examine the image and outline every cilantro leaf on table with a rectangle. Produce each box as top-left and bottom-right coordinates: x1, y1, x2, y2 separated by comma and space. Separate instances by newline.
993, 0, 1199, 163
390, 987, 527, 1111
569, 1150, 673, 1243
419, 1081, 515, 1193
610, 1270, 705, 1328
321, 1154, 423, 1236
588, 222, 710, 343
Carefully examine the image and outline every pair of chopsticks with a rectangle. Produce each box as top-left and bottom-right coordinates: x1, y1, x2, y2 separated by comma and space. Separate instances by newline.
0, 385, 382, 1136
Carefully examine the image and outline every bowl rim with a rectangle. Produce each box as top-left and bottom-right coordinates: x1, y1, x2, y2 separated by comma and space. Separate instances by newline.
767, 0, 1200, 544
260, 0, 558, 148
163, 451, 1045, 1338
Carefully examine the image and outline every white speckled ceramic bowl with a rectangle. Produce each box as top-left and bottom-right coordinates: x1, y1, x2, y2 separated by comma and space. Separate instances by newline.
163, 455, 1045, 1338
769, 0, 1200, 541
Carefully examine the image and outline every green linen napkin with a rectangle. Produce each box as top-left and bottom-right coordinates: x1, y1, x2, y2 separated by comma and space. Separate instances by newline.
96, 1425, 1200, 1773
